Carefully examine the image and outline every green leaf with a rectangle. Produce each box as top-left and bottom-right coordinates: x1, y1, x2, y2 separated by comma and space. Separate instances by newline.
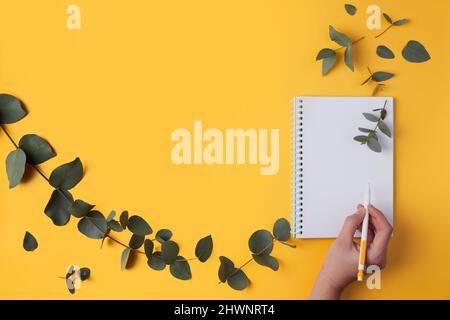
218, 256, 235, 282
170, 257, 192, 280
367, 136, 382, 152
119, 211, 129, 229
248, 230, 273, 256
227, 269, 249, 291
77, 210, 107, 239
44, 190, 73, 226
161, 240, 180, 265
383, 13, 393, 24
195, 235, 213, 262
376, 45, 395, 59
380, 109, 387, 120
371, 72, 394, 82
144, 239, 154, 260
344, 4, 357, 16
129, 234, 145, 249
252, 254, 279, 271
19, 134, 55, 165
23, 231, 38, 252
156, 229, 173, 243
322, 54, 336, 76
329, 25, 351, 47
147, 252, 166, 271
353, 135, 368, 144
69, 199, 94, 218
49, 157, 83, 190
127, 215, 152, 235
6, 148, 26, 188
344, 46, 354, 71
80, 267, 90, 281
121, 248, 131, 271
106, 210, 116, 222
316, 48, 335, 60
0, 94, 27, 124
273, 218, 291, 241
363, 112, 379, 122
402, 40, 431, 63
393, 19, 409, 26
378, 120, 392, 138
108, 220, 124, 232
358, 127, 372, 133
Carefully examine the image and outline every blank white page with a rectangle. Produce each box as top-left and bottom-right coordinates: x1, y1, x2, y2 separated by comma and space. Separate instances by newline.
292, 97, 394, 238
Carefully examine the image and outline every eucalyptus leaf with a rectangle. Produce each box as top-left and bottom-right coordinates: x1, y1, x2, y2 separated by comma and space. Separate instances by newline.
119, 211, 129, 229
248, 230, 273, 256
80, 267, 90, 281
106, 210, 116, 222
129, 234, 145, 249
378, 121, 392, 138
227, 269, 249, 291
402, 40, 431, 63
127, 215, 152, 235
322, 54, 336, 76
156, 229, 173, 243
316, 48, 335, 60
69, 199, 94, 218
383, 13, 393, 24
49, 157, 83, 190
380, 109, 387, 120
144, 239, 154, 260
170, 257, 192, 280
344, 46, 354, 71
273, 218, 291, 241
329, 25, 351, 47
367, 136, 382, 152
121, 248, 131, 271
147, 252, 166, 271
0, 94, 27, 124
358, 127, 372, 133
393, 19, 409, 26
344, 4, 357, 16
108, 220, 124, 232
161, 240, 180, 265
218, 256, 235, 282
195, 235, 213, 263
372, 71, 394, 82
77, 210, 107, 239
44, 190, 73, 226
19, 134, 55, 165
376, 45, 395, 59
252, 254, 279, 271
23, 231, 38, 252
6, 148, 26, 188
363, 113, 379, 122
353, 135, 368, 144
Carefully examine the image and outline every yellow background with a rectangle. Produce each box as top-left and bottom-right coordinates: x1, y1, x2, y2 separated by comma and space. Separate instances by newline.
0, 0, 449, 299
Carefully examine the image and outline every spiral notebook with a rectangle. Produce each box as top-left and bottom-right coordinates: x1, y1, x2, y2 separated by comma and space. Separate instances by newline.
292, 97, 394, 238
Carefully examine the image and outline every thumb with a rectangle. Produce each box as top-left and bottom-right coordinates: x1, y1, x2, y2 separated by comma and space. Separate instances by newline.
337, 206, 365, 245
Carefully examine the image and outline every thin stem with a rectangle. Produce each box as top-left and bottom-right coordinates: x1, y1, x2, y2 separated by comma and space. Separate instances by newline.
0, 125, 19, 148
375, 25, 393, 38
372, 100, 388, 132
334, 36, 366, 51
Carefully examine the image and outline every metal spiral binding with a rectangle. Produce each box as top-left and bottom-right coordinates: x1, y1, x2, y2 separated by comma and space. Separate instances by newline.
292, 98, 303, 237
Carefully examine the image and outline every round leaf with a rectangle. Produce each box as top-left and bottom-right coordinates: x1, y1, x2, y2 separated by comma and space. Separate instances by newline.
161, 240, 180, 265
6, 148, 26, 188
121, 248, 131, 271
376, 45, 395, 59
0, 94, 26, 124
344, 4, 357, 16
77, 210, 107, 239
273, 218, 291, 241
44, 190, 73, 226
316, 48, 335, 61
252, 254, 279, 271
156, 229, 173, 243
402, 40, 431, 63
144, 239, 154, 260
170, 257, 192, 280
367, 136, 382, 152
248, 230, 273, 256
18, 134, 55, 165
129, 234, 145, 249
119, 211, 129, 229
371, 72, 394, 82
322, 54, 336, 76
195, 235, 213, 262
227, 269, 249, 291
218, 256, 235, 282
80, 267, 90, 281
23, 231, 38, 252
127, 215, 152, 235
69, 199, 94, 218
108, 220, 124, 232
49, 157, 83, 190
147, 252, 166, 271
106, 210, 116, 222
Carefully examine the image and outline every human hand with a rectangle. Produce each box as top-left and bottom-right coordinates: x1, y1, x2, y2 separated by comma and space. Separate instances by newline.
310, 204, 393, 299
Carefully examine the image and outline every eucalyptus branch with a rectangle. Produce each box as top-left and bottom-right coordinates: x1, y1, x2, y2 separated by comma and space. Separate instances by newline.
334, 35, 365, 51
374, 24, 393, 38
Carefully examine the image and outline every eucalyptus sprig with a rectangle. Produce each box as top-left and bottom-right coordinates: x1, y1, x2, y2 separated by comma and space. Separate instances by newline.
0, 93, 213, 285
353, 99, 391, 153
218, 218, 295, 291
375, 13, 409, 38
361, 67, 394, 96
